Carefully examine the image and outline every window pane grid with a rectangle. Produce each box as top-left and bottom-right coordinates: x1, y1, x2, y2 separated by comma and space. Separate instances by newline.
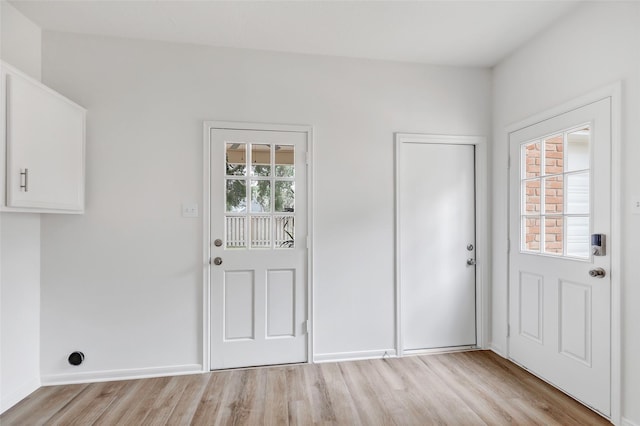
519, 126, 590, 259
224, 142, 296, 250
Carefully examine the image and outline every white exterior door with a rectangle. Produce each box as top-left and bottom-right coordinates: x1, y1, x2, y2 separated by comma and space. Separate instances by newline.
398, 140, 477, 351
209, 128, 308, 369
508, 98, 611, 416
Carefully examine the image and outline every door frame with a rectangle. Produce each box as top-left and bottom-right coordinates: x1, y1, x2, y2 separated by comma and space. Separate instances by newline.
202, 121, 314, 371
505, 83, 621, 424
394, 133, 488, 357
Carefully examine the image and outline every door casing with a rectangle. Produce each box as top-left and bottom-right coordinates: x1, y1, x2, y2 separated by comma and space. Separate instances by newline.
505, 83, 621, 424
394, 133, 489, 357
203, 121, 314, 372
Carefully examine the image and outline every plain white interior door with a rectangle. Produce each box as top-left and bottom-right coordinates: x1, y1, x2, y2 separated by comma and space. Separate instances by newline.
398, 141, 477, 351
508, 98, 611, 416
209, 128, 308, 369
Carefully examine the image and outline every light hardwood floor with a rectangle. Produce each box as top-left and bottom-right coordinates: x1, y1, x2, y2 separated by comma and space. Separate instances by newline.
1, 350, 610, 425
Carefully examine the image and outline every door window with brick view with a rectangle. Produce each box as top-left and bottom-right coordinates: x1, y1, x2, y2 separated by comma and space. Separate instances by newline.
520, 126, 590, 258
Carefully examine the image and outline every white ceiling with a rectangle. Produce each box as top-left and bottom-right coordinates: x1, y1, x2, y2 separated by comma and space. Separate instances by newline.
10, 0, 582, 67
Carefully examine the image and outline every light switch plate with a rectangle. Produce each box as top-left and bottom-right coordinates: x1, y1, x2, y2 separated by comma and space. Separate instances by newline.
182, 203, 199, 217
633, 196, 640, 215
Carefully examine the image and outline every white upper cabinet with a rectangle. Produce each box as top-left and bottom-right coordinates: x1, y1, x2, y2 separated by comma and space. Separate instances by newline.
1, 62, 85, 213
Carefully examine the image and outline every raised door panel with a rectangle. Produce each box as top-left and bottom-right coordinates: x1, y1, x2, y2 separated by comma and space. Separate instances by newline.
559, 280, 592, 365
518, 272, 543, 344
5, 69, 85, 212
223, 271, 255, 340
266, 269, 295, 338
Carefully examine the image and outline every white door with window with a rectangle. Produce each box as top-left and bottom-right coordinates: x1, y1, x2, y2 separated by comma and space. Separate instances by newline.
509, 98, 611, 416
398, 137, 477, 351
209, 128, 308, 369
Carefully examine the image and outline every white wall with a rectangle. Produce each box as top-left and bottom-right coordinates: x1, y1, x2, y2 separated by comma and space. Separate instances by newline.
491, 2, 640, 425
0, 215, 40, 412
0, 0, 41, 80
0, 1, 42, 413
39, 31, 490, 381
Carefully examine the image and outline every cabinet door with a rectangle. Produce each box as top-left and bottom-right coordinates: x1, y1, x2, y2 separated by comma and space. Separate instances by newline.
6, 72, 85, 211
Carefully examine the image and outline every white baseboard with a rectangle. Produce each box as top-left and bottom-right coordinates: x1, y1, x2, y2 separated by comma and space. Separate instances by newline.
488, 342, 506, 357
313, 349, 397, 363
622, 417, 640, 426
40, 363, 203, 386
402, 346, 478, 356
1, 378, 41, 414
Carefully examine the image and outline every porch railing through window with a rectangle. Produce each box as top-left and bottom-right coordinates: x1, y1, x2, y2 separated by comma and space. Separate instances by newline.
225, 215, 294, 248
225, 216, 246, 248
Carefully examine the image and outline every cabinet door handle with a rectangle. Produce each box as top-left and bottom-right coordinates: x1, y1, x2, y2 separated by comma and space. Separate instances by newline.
20, 168, 29, 192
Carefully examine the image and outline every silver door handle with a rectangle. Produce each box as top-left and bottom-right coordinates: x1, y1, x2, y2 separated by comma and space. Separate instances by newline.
20, 168, 29, 192
466, 258, 476, 266
589, 267, 606, 278
212, 257, 223, 266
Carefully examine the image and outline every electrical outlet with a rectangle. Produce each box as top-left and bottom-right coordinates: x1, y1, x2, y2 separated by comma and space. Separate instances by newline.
182, 203, 199, 217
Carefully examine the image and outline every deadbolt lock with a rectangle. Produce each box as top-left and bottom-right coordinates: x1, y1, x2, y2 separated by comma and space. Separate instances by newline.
214, 239, 223, 247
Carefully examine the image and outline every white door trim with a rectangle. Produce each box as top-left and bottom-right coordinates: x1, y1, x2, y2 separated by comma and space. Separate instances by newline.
394, 133, 488, 357
505, 82, 621, 424
202, 121, 314, 371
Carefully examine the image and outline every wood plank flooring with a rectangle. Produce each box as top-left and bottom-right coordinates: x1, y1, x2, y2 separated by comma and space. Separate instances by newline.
1, 350, 610, 425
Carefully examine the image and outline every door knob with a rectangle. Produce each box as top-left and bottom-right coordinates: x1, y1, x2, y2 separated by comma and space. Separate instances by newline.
213, 257, 223, 266
589, 267, 606, 278
466, 258, 476, 266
